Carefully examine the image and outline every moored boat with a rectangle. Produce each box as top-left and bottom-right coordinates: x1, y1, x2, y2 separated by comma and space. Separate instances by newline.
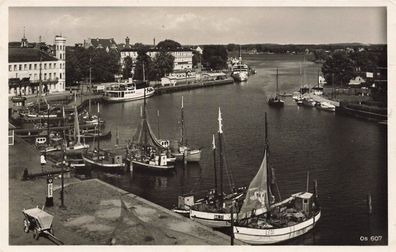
170, 96, 201, 162
189, 108, 246, 227
317, 101, 336, 112
231, 46, 249, 82
103, 81, 155, 103
268, 68, 284, 107
233, 113, 321, 244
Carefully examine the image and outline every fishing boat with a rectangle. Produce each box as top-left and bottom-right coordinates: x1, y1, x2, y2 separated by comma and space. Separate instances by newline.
82, 148, 125, 170
231, 46, 249, 82
189, 108, 246, 227
268, 68, 284, 107
233, 113, 321, 244
65, 106, 89, 154
171, 96, 201, 162
302, 97, 316, 107
126, 90, 174, 172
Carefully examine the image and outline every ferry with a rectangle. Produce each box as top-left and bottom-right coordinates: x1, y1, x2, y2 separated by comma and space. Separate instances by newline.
103, 82, 155, 102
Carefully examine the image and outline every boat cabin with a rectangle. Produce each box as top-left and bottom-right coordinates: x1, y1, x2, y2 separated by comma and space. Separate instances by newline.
178, 194, 195, 210
295, 192, 313, 216
113, 155, 123, 164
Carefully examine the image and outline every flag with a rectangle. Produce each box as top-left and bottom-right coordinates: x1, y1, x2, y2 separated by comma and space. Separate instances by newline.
97, 102, 100, 114
366, 72, 373, 78
181, 96, 184, 109
212, 134, 216, 150
62, 106, 65, 118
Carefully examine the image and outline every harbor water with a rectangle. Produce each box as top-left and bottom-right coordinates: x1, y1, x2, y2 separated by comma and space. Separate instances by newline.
90, 54, 387, 245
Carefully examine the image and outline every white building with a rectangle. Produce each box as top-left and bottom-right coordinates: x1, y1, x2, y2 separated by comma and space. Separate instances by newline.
8, 34, 66, 96
120, 48, 193, 72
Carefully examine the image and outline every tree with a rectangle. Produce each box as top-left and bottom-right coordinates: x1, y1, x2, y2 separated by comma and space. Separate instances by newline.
122, 56, 133, 79
152, 50, 175, 80
192, 50, 202, 67
133, 47, 153, 81
202, 45, 228, 70
322, 51, 356, 86
156, 39, 181, 51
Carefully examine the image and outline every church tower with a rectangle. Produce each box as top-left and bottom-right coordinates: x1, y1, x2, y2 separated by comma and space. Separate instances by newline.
21, 28, 28, 48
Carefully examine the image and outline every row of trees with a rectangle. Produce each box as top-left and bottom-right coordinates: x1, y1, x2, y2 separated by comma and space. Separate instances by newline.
66, 47, 120, 85
66, 39, 232, 85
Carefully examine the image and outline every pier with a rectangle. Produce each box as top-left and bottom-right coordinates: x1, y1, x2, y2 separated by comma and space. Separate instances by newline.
155, 77, 235, 94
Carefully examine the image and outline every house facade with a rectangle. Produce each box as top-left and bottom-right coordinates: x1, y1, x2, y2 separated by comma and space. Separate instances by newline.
8, 35, 66, 96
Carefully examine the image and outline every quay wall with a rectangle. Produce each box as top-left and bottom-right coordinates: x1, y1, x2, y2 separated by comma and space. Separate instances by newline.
155, 77, 234, 95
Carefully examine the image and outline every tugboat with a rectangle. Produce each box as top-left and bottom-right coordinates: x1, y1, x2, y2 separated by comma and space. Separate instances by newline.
268, 68, 284, 107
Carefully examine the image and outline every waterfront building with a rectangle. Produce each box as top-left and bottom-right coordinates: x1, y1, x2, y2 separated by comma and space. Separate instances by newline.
120, 37, 193, 73
8, 34, 66, 96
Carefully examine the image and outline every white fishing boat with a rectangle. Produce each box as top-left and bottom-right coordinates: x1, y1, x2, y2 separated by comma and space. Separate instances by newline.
65, 106, 89, 153
233, 113, 321, 244
189, 108, 246, 227
82, 150, 125, 169
317, 101, 336, 112
171, 96, 201, 162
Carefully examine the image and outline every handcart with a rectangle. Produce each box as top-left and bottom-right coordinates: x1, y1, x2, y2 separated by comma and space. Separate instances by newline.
22, 207, 54, 240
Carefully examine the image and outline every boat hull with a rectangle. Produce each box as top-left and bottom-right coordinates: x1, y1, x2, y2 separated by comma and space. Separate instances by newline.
232, 72, 248, 82
129, 159, 174, 171
82, 154, 126, 169
233, 211, 321, 244
190, 210, 237, 227
172, 149, 201, 162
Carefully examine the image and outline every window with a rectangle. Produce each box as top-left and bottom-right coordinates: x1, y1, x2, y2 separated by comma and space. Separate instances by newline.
9, 65, 11, 72
19, 64, 22, 71
29, 64, 32, 70
44, 63, 47, 69
15, 73, 18, 78
56, 45, 58, 50
34, 64, 37, 70
24, 64, 27, 70
29, 74, 32, 79
60, 73, 62, 79
14, 65, 17, 71
34, 73, 37, 80
49, 63, 52, 69
8, 130, 14, 146
49, 73, 52, 79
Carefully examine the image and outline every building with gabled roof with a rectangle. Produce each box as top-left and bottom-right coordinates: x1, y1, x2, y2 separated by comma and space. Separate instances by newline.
84, 37, 118, 52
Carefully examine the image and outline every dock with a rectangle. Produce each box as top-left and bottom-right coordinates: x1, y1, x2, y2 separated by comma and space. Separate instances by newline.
156, 77, 234, 94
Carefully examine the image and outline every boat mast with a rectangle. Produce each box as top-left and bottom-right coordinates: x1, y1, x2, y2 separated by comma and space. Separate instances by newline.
299, 63, 302, 98
218, 108, 224, 202
181, 96, 184, 145
212, 134, 218, 196
143, 87, 147, 153
276, 68, 279, 97
264, 112, 271, 209
74, 106, 81, 146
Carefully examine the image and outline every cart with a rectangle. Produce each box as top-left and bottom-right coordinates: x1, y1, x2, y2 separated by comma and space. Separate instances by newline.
22, 207, 54, 240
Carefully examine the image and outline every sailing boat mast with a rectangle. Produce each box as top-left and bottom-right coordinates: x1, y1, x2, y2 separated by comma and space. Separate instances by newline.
276, 68, 279, 97
74, 106, 81, 146
218, 108, 224, 202
181, 96, 184, 145
212, 134, 218, 195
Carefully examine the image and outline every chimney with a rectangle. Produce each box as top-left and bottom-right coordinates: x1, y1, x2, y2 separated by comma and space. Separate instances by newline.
153, 38, 156, 47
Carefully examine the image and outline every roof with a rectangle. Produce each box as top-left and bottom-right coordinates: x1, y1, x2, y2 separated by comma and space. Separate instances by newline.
9, 48, 58, 63
121, 47, 193, 52
88, 38, 118, 50
296, 192, 313, 199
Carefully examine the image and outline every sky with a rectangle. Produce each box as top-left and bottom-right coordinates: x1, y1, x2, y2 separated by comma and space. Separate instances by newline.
8, 7, 387, 46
